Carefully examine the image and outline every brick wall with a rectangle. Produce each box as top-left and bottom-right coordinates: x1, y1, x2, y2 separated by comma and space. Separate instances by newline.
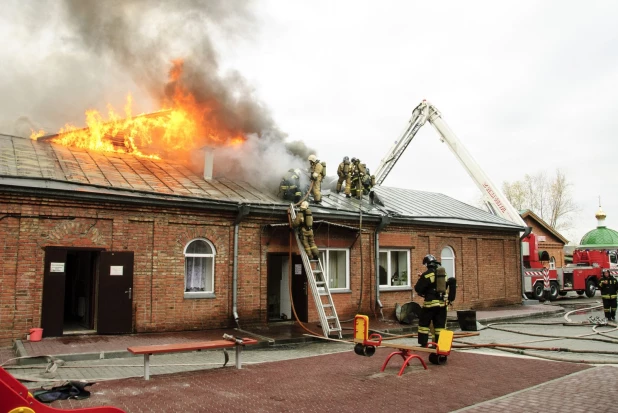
0, 193, 522, 347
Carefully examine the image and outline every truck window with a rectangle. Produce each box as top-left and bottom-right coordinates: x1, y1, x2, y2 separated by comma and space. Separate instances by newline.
610, 251, 618, 265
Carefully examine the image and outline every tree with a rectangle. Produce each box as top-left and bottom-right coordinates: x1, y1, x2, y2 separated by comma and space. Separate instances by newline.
502, 169, 578, 232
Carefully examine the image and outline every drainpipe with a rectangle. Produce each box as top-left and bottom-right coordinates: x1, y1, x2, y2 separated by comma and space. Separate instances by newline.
233, 204, 251, 328
520, 226, 533, 301
374, 216, 391, 318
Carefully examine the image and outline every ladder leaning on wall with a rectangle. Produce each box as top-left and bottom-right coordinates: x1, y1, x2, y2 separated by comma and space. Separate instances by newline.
289, 204, 343, 339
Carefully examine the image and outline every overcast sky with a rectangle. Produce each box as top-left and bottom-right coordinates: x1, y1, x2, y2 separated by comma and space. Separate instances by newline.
1, 0, 617, 243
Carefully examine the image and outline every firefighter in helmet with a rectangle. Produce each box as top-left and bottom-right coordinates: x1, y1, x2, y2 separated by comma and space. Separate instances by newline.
290, 201, 320, 260
307, 154, 323, 204
414, 254, 456, 349
599, 269, 617, 321
336, 156, 352, 197
278, 168, 302, 203
350, 157, 367, 199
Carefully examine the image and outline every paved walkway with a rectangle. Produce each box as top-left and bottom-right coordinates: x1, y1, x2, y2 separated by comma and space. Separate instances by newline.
4, 301, 617, 412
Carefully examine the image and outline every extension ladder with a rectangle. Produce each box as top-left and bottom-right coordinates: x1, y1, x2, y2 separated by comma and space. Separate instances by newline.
290, 204, 343, 338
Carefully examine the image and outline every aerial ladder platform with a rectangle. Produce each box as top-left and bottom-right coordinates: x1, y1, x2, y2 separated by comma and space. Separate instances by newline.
289, 204, 342, 338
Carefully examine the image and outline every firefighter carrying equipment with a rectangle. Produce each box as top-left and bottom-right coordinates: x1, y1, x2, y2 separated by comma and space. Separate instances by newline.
599, 270, 617, 320
279, 169, 302, 203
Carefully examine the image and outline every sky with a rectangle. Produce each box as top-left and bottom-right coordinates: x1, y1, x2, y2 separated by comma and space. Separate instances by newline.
1, 0, 617, 244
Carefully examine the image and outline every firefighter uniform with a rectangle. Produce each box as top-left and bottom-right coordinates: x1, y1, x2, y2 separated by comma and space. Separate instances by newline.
599, 271, 617, 321
414, 256, 456, 347
350, 158, 367, 199
336, 157, 351, 196
279, 169, 302, 203
308, 155, 323, 204
291, 202, 320, 260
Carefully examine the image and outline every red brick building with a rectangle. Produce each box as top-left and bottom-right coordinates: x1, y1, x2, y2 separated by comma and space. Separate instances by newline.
520, 209, 568, 267
0, 135, 524, 346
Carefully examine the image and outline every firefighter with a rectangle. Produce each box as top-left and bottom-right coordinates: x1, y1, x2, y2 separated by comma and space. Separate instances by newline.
307, 154, 323, 204
350, 157, 367, 199
336, 156, 352, 197
414, 254, 456, 348
290, 201, 320, 260
599, 270, 617, 321
278, 168, 302, 203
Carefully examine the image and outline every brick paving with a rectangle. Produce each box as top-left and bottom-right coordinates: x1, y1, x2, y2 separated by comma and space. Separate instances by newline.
31, 349, 593, 413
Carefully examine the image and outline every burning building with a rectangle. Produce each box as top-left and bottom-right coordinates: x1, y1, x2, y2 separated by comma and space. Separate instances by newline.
0, 126, 524, 345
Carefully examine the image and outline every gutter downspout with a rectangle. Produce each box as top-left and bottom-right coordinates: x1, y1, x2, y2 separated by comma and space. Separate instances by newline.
520, 226, 533, 302
233, 204, 251, 328
374, 216, 391, 319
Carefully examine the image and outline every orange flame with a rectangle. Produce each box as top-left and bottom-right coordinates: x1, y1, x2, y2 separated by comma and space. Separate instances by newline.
30, 59, 247, 160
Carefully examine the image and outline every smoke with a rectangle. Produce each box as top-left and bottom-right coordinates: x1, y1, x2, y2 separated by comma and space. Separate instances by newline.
0, 0, 317, 190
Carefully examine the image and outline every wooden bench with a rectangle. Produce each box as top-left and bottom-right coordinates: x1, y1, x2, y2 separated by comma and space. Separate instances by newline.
127, 337, 258, 380
0, 366, 125, 412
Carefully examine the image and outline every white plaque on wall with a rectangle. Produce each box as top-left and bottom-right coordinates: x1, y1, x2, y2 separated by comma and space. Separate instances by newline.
295, 264, 302, 275
50, 262, 65, 272
110, 266, 124, 276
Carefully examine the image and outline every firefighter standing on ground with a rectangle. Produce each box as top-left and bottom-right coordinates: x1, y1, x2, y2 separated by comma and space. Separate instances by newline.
414, 254, 456, 348
308, 154, 323, 204
599, 270, 617, 321
279, 168, 302, 203
336, 156, 352, 197
290, 201, 320, 260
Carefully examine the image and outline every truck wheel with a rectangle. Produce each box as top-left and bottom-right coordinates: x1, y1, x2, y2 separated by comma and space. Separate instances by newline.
533, 283, 545, 300
576, 291, 585, 296
548, 282, 559, 301
558, 291, 568, 296
585, 280, 596, 298
525, 293, 534, 300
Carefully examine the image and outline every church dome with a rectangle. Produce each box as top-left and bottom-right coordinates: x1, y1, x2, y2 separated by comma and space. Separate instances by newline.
579, 207, 618, 247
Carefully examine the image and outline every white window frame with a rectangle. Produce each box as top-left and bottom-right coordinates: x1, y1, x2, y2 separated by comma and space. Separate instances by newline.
184, 238, 216, 298
440, 246, 455, 279
318, 248, 350, 291
379, 249, 411, 289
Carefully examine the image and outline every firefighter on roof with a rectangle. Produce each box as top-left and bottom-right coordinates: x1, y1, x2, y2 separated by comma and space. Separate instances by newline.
290, 201, 320, 260
350, 157, 368, 199
336, 156, 352, 197
599, 270, 617, 321
414, 254, 457, 348
279, 168, 302, 203
308, 154, 323, 204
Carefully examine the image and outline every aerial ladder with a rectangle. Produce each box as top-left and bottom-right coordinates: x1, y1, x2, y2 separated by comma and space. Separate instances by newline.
373, 100, 539, 299
373, 100, 527, 228
289, 204, 343, 338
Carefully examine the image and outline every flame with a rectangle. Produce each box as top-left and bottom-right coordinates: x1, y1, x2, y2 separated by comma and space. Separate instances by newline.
30, 59, 247, 159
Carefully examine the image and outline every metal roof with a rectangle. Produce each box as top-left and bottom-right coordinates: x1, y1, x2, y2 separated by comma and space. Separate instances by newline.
0, 134, 522, 231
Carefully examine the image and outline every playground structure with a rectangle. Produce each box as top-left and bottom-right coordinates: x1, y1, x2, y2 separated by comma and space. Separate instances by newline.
353, 314, 453, 376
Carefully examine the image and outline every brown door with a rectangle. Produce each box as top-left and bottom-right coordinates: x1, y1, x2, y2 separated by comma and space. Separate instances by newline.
41, 248, 68, 337
98, 251, 134, 334
291, 254, 308, 322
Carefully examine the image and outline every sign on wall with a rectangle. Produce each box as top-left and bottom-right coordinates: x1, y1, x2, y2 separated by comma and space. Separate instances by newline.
110, 266, 124, 276
50, 262, 65, 272
295, 264, 302, 275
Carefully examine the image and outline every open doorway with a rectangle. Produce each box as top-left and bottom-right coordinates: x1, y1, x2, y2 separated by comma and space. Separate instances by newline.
63, 250, 97, 334
267, 254, 308, 323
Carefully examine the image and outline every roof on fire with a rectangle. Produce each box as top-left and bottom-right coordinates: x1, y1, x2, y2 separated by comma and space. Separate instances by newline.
0, 134, 522, 231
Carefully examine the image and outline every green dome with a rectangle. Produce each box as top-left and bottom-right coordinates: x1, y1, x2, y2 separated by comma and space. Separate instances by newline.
580, 227, 618, 247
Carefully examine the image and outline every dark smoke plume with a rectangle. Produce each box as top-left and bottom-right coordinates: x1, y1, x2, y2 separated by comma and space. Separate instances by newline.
0, 0, 316, 189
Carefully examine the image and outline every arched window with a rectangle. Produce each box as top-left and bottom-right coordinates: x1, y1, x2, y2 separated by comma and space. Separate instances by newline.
440, 246, 455, 279
184, 238, 216, 296
550, 256, 556, 270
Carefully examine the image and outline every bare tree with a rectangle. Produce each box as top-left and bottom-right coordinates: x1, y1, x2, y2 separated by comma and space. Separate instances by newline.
502, 169, 578, 232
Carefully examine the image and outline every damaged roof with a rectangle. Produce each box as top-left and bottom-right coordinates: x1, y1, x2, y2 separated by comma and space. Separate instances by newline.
0, 134, 522, 231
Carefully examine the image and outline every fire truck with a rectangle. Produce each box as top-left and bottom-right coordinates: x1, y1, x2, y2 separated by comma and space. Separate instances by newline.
373, 100, 617, 301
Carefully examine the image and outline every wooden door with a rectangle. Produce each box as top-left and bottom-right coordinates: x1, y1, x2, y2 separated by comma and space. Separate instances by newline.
97, 251, 134, 334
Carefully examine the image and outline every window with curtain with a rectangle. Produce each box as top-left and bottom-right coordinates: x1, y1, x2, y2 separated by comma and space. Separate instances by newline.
440, 246, 455, 279
379, 249, 410, 288
184, 238, 216, 295
318, 248, 349, 290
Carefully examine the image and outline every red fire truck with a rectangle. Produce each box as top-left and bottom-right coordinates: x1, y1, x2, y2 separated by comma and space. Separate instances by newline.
523, 234, 618, 301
